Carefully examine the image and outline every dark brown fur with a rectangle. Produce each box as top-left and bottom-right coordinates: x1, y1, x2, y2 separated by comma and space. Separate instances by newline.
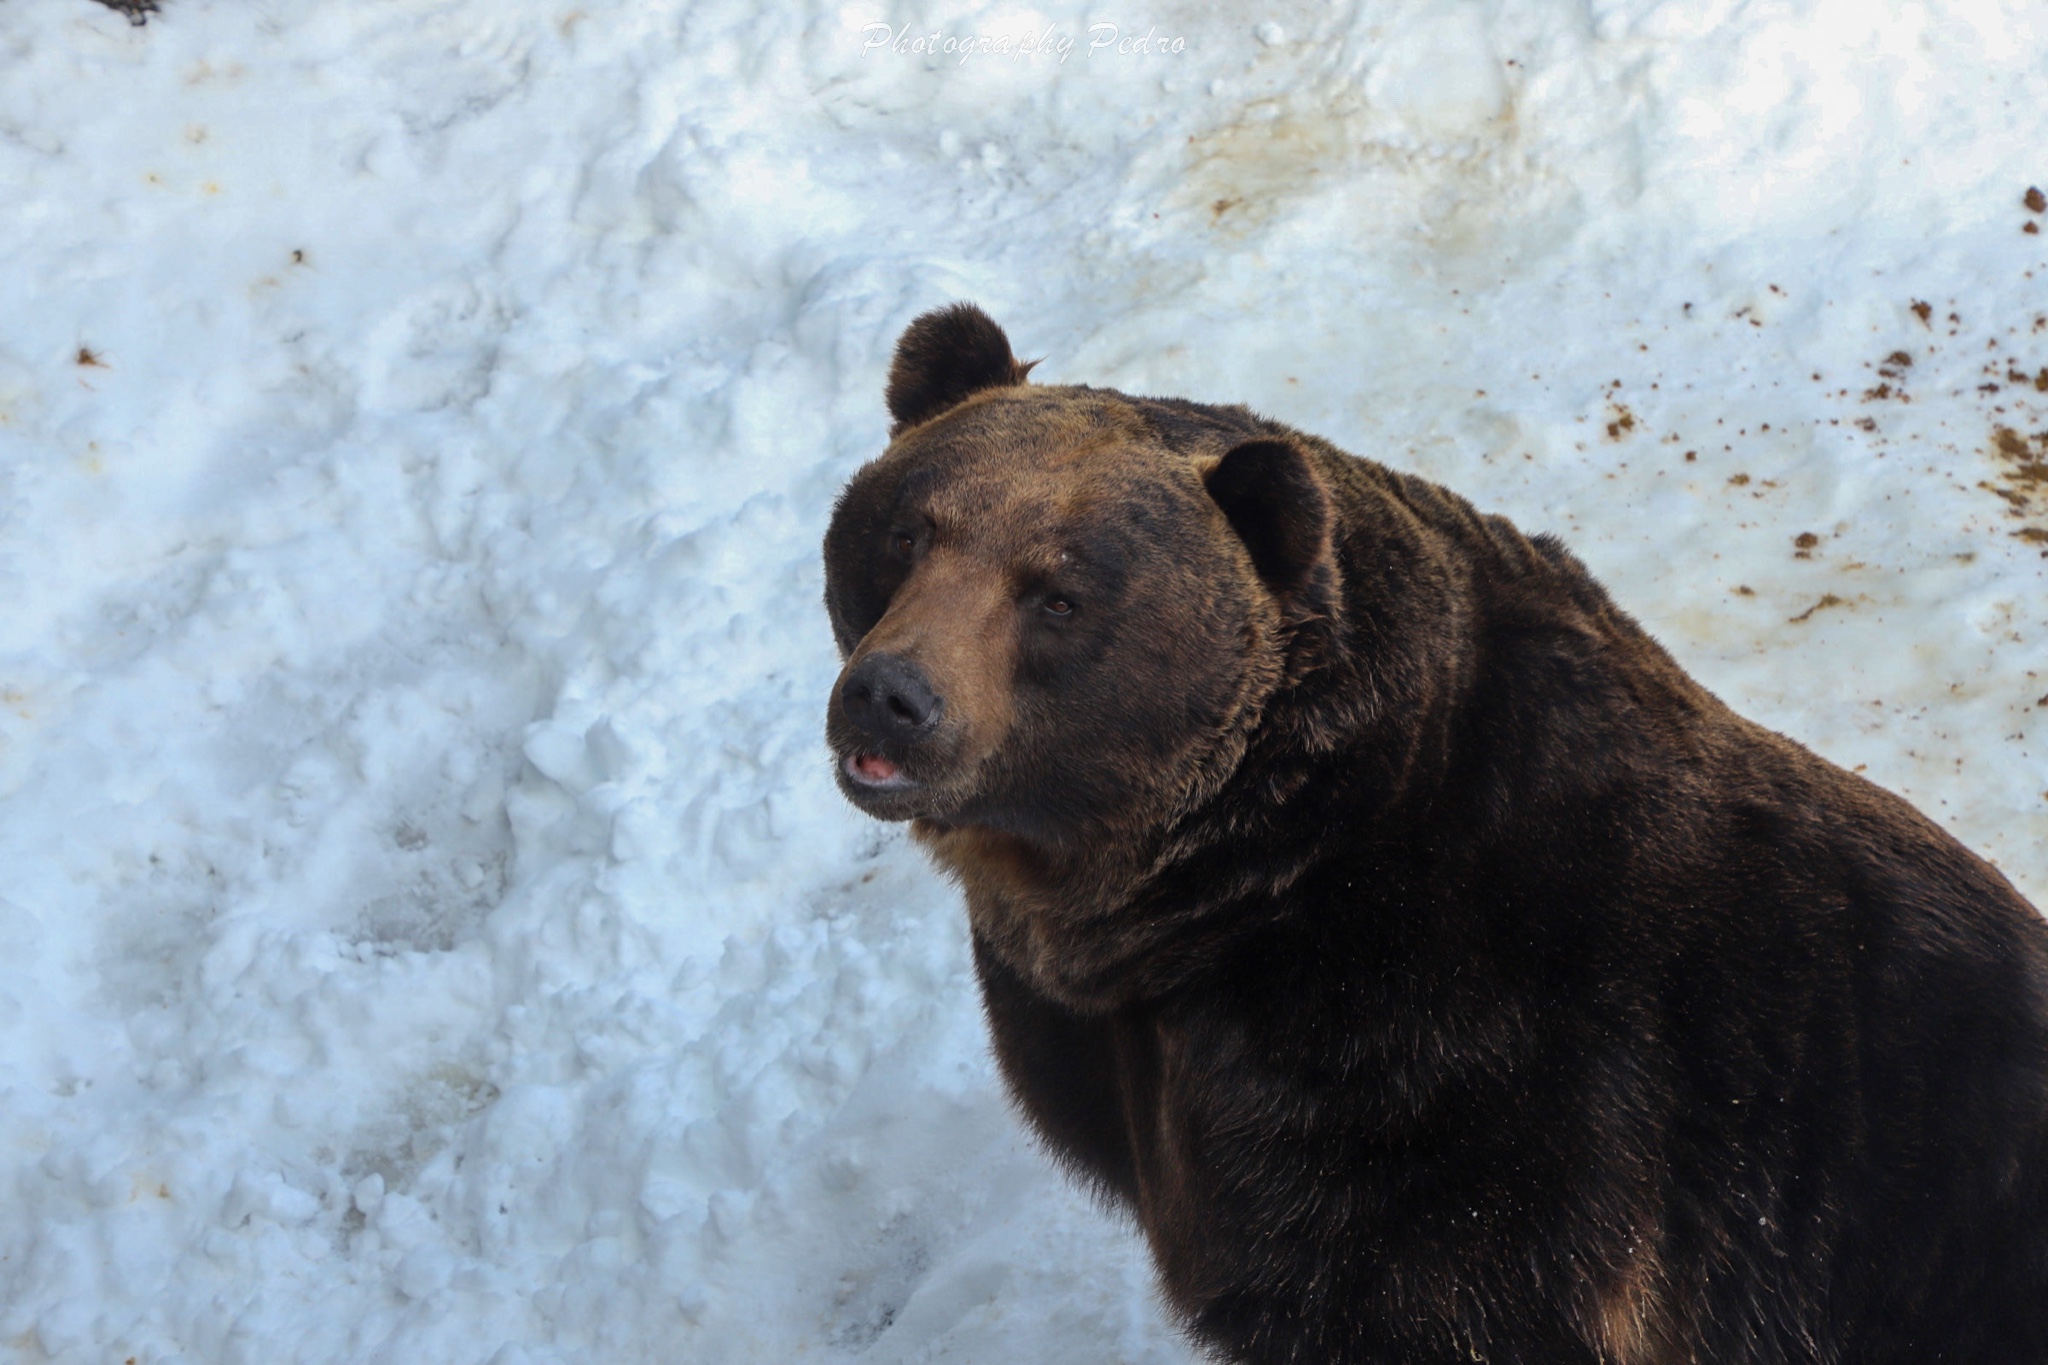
823, 305, 2048, 1364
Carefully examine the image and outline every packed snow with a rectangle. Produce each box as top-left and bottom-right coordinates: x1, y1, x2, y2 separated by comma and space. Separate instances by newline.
1, 0, 2044, 1360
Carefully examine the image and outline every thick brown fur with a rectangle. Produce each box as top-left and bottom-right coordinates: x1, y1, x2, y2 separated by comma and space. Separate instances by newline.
822, 304, 2048, 1364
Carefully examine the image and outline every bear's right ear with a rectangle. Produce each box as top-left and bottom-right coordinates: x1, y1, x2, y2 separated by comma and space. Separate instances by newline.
885, 303, 1035, 434
1204, 438, 1332, 597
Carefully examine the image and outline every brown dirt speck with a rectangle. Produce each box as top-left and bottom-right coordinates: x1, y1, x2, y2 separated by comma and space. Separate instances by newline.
93, 0, 157, 22
1982, 426, 2048, 533
1994, 426, 2043, 463
2027, 186, 2047, 214
76, 347, 105, 368
1788, 593, 1847, 624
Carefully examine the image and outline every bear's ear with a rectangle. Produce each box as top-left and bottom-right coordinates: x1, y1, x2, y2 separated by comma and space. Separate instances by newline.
1204, 438, 1332, 596
885, 303, 1035, 434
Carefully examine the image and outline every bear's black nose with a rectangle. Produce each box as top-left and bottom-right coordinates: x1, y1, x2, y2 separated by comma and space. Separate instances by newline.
840, 653, 943, 745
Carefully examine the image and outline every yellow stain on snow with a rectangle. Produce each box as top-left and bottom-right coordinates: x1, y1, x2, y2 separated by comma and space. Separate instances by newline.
183, 60, 247, 86
129, 1173, 173, 1202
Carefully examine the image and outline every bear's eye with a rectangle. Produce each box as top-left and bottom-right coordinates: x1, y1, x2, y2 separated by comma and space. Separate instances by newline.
1043, 595, 1075, 617
890, 529, 917, 557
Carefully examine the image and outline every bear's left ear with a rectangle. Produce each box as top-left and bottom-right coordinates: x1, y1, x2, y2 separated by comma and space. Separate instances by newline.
1204, 438, 1332, 597
885, 303, 1036, 435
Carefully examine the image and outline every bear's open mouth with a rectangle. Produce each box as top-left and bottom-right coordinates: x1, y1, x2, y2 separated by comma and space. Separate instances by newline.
844, 750, 913, 790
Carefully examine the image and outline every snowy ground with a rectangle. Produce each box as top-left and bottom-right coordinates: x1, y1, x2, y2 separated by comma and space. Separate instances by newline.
0, 0, 2044, 1360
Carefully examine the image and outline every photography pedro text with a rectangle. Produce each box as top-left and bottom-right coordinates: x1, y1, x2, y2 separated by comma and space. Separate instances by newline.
861, 22, 1187, 63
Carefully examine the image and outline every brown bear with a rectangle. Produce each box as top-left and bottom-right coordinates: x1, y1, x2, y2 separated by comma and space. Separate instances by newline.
822, 303, 2048, 1365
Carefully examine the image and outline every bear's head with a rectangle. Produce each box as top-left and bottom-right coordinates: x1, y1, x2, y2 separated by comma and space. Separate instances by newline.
823, 304, 1338, 855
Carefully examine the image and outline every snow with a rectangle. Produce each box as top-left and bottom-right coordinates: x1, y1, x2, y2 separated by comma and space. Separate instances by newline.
1, 0, 2044, 1360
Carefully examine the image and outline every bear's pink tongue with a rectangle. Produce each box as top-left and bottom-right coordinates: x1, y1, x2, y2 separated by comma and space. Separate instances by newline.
851, 752, 900, 783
